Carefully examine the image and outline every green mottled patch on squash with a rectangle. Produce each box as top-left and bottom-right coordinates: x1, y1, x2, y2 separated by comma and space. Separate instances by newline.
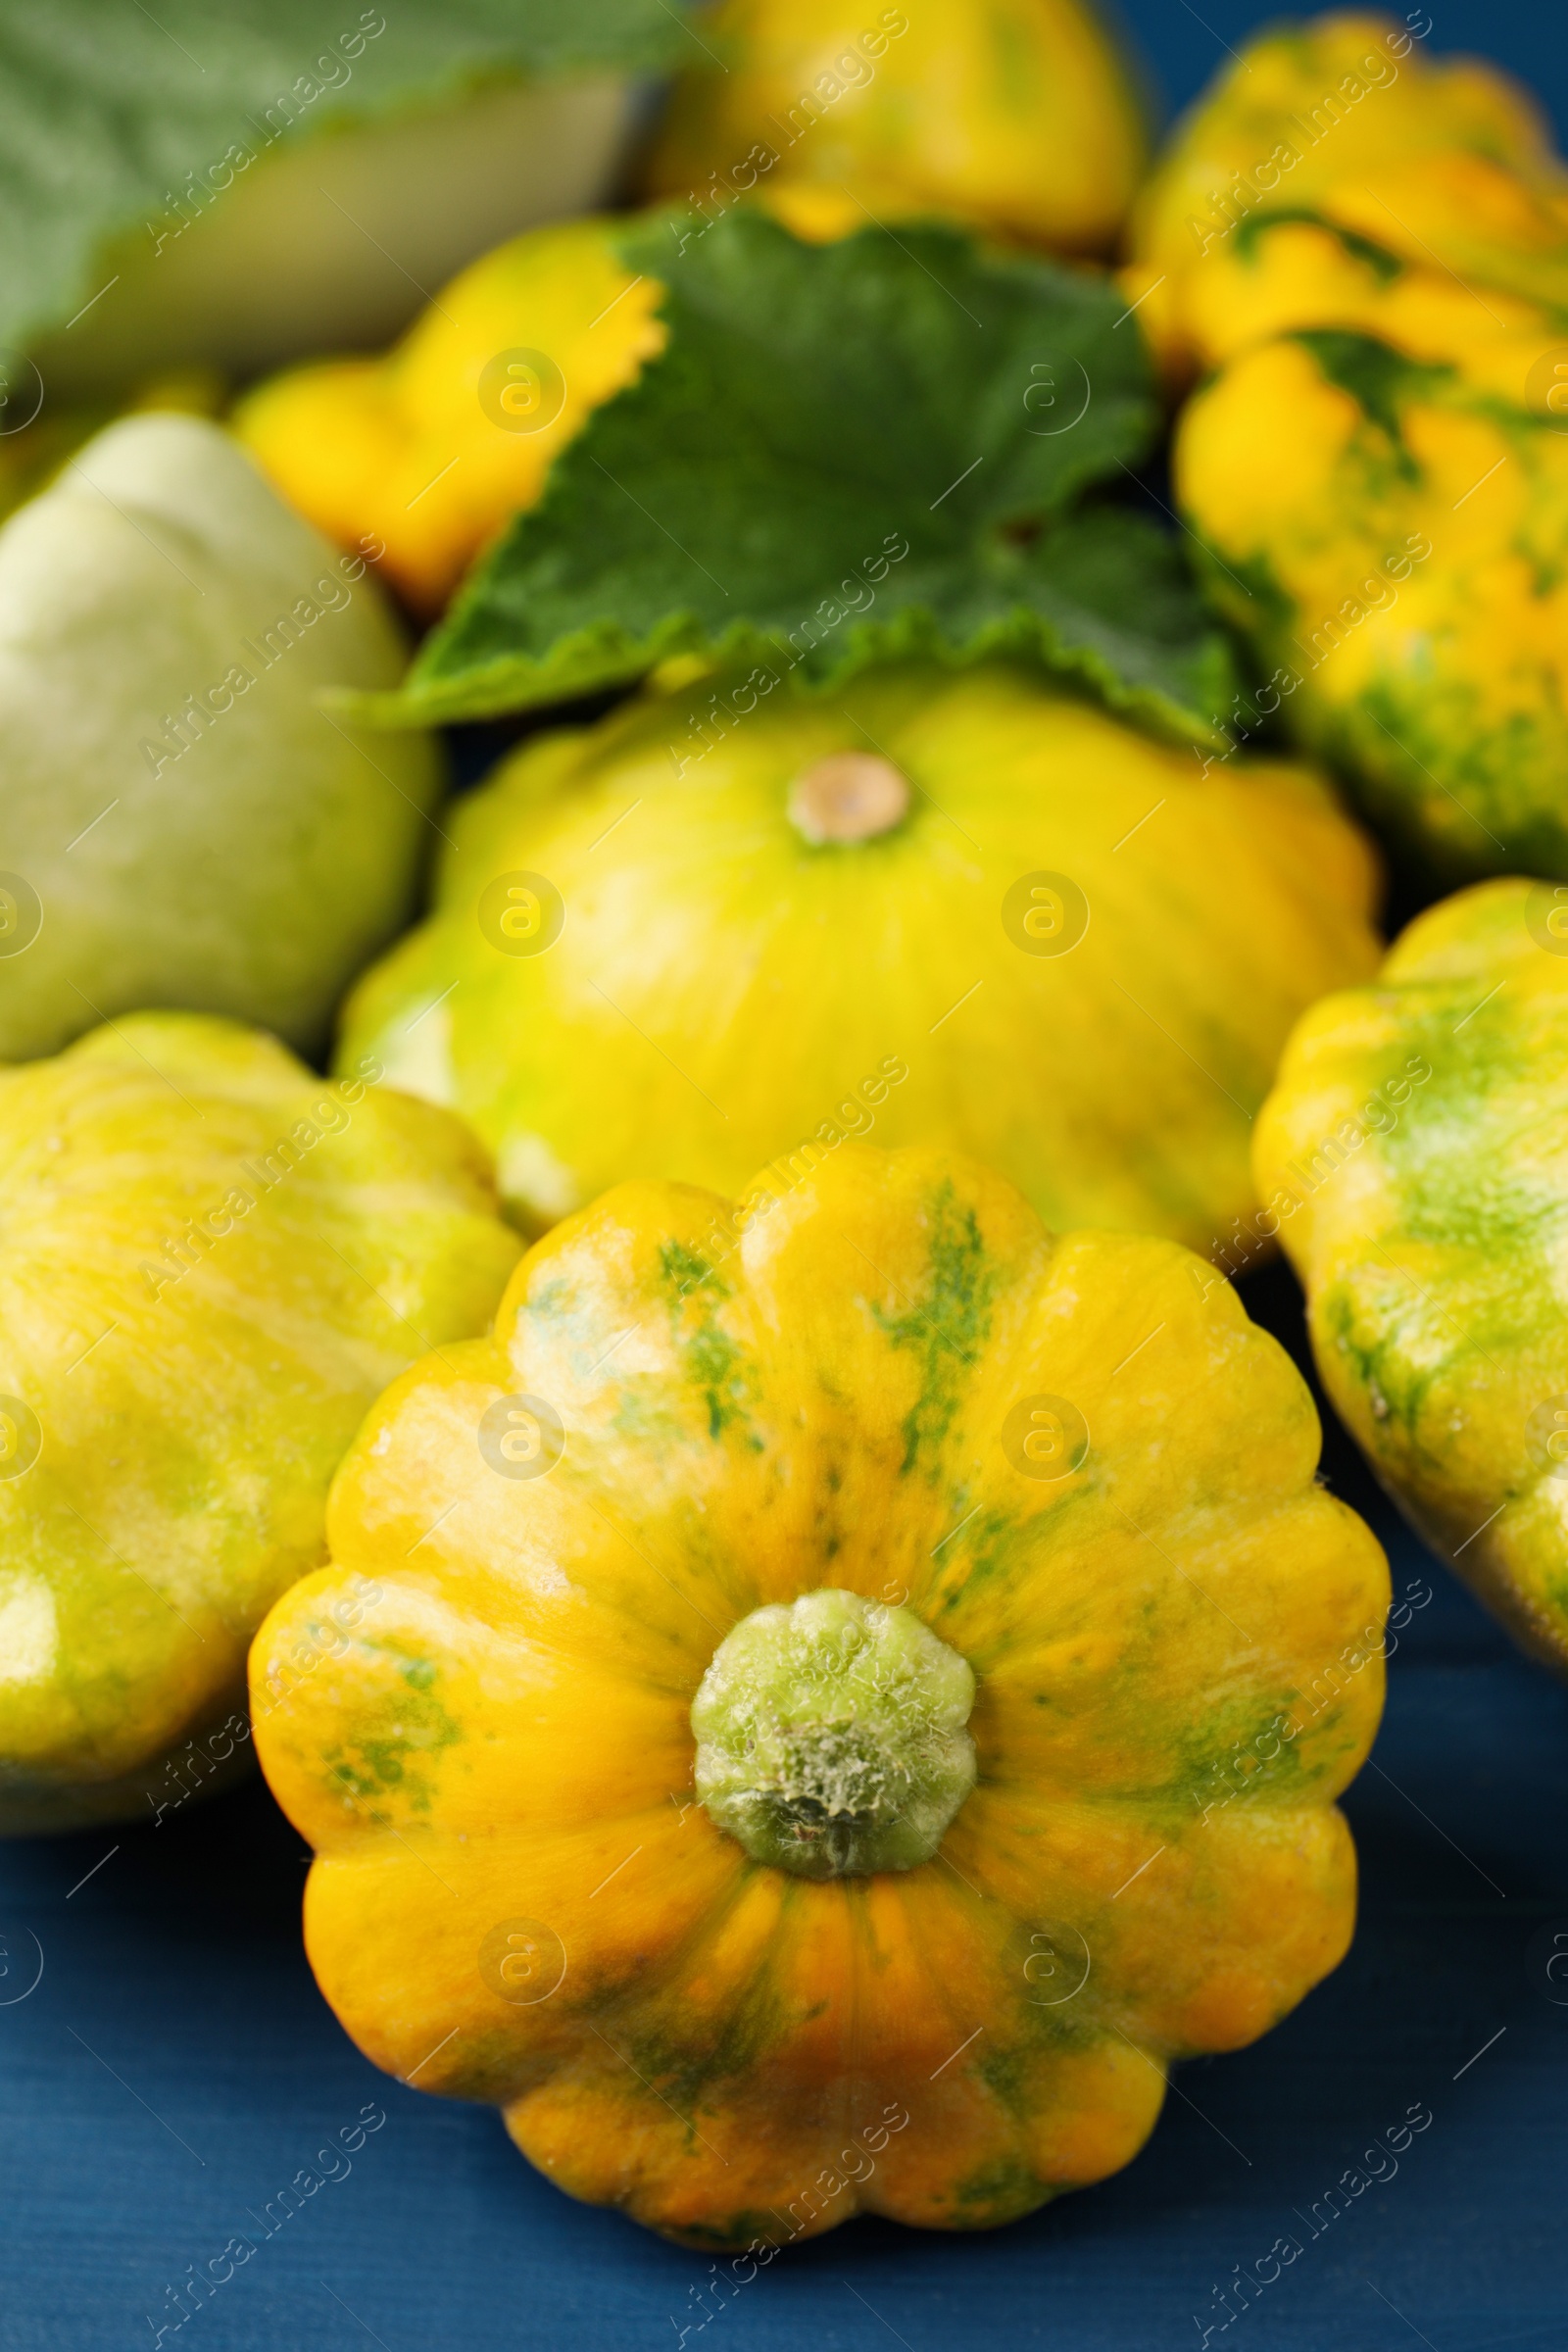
660, 1239, 759, 1446
950, 2152, 1051, 2219
874, 1184, 998, 1475
319, 1651, 462, 1817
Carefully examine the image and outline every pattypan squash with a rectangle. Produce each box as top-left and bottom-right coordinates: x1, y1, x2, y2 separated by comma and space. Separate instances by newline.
1255, 876, 1568, 1674
1152, 20, 1568, 886
0, 412, 439, 1064
1123, 10, 1568, 385
647, 0, 1147, 258
234, 216, 667, 614
337, 661, 1381, 1254
1175, 325, 1568, 885
0, 1013, 519, 1834
250, 1142, 1388, 2244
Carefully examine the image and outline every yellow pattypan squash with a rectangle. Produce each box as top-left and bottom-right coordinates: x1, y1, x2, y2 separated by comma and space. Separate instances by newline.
1152, 22, 1568, 885
647, 0, 1147, 258
1255, 876, 1568, 1674
0, 1014, 520, 1834
232, 216, 667, 615
337, 661, 1380, 1255
250, 1143, 1389, 2244
1122, 10, 1568, 385
1175, 328, 1568, 884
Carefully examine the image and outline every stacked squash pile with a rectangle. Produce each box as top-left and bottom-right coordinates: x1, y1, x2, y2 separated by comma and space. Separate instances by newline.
0, 0, 1563, 2251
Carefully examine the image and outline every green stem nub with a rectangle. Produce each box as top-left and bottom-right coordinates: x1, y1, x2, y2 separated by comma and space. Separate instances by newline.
691, 1590, 977, 1881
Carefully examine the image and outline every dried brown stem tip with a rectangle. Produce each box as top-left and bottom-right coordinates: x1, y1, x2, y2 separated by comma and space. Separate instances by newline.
786, 753, 910, 845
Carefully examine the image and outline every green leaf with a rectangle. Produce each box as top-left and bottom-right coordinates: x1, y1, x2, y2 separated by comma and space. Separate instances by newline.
0, 0, 689, 355
383, 213, 1237, 746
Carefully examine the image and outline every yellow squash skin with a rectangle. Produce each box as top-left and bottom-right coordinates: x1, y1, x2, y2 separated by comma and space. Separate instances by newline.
0, 1014, 520, 1834
250, 1143, 1388, 2245
1123, 12, 1568, 384
647, 0, 1147, 257
335, 662, 1381, 1255
1255, 878, 1568, 1675
231, 217, 667, 615
1176, 329, 1568, 884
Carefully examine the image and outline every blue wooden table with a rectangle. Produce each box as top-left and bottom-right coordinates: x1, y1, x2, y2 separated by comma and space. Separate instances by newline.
4, 5, 1567, 2345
